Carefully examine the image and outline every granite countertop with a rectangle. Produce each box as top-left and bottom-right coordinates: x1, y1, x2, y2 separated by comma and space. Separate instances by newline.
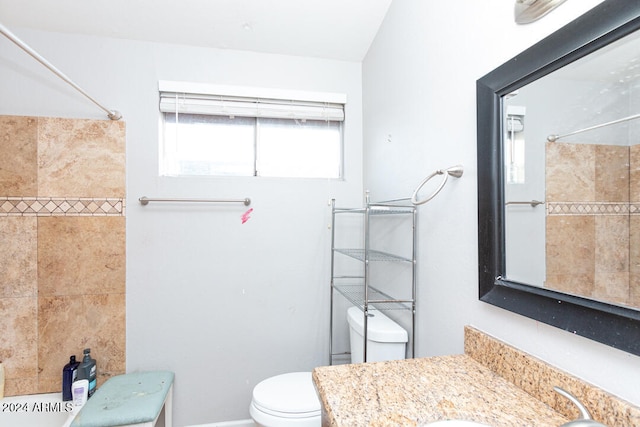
312, 354, 569, 427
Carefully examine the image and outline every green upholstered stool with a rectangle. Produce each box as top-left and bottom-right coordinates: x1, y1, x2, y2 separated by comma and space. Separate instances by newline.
70, 371, 174, 427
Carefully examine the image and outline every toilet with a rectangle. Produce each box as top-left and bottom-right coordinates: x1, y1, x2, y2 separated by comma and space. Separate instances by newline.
346, 306, 408, 363
249, 372, 321, 427
249, 306, 408, 427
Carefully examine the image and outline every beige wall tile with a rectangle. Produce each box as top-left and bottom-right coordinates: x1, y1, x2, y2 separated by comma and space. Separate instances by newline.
630, 216, 640, 275
594, 271, 630, 305
545, 273, 594, 297
595, 145, 629, 202
0, 115, 126, 396
0, 297, 38, 396
630, 145, 640, 202
546, 141, 640, 308
630, 273, 640, 308
38, 216, 125, 297
38, 293, 126, 392
0, 217, 37, 298
631, 210, 640, 308
595, 215, 629, 274
546, 216, 595, 276
593, 215, 630, 304
0, 116, 38, 196
37, 118, 125, 198
546, 142, 595, 202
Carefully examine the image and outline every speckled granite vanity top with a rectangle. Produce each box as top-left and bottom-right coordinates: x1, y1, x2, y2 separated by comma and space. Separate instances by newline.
312, 326, 640, 427
313, 354, 567, 427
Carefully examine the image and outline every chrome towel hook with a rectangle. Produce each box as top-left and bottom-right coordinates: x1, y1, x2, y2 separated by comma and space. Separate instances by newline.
411, 165, 464, 206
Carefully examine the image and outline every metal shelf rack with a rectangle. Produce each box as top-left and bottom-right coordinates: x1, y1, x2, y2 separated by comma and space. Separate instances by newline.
329, 196, 417, 364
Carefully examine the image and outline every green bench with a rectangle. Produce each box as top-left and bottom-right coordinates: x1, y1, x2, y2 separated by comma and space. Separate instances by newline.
70, 371, 174, 427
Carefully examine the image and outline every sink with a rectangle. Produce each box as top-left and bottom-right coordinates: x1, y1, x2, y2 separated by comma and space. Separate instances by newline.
423, 421, 491, 427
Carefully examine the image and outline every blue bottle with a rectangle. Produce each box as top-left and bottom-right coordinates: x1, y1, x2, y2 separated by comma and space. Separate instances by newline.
62, 355, 79, 401
77, 348, 97, 398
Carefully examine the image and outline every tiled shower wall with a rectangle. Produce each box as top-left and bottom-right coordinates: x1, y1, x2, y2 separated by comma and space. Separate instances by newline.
0, 115, 126, 396
545, 141, 640, 308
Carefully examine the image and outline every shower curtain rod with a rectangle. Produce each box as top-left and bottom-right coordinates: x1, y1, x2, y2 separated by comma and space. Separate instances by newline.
547, 111, 640, 142
0, 21, 122, 121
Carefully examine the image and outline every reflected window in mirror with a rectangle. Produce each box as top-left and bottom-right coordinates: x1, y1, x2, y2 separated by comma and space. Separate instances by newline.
505, 105, 526, 185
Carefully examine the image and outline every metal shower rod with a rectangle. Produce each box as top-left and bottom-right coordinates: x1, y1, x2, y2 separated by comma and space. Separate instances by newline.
0, 21, 122, 121
547, 111, 640, 142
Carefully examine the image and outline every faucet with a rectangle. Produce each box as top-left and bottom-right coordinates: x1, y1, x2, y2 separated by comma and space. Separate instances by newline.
554, 387, 607, 427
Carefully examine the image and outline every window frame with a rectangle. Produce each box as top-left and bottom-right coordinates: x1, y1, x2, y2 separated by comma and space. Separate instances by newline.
158, 81, 347, 180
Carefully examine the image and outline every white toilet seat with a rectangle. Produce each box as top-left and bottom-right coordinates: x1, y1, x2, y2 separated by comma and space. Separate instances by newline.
250, 372, 321, 427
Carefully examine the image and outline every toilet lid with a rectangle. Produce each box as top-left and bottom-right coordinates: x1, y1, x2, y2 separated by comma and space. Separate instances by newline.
252, 372, 321, 416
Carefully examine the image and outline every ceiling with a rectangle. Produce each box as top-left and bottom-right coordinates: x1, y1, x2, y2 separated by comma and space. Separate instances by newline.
0, 0, 393, 61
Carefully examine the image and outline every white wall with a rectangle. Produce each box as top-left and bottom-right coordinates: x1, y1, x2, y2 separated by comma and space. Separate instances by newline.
363, 0, 640, 406
0, 29, 363, 425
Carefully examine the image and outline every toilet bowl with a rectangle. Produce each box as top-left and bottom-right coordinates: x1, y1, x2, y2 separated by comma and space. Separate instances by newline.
250, 308, 406, 426
249, 372, 321, 427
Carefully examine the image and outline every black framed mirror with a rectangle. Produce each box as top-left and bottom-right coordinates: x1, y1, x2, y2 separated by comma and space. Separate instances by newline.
477, 0, 640, 356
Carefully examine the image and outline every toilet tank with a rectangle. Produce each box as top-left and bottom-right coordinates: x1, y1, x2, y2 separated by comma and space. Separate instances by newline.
347, 306, 408, 363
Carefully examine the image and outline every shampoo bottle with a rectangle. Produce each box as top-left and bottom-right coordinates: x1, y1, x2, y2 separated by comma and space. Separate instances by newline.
62, 355, 80, 401
77, 348, 97, 398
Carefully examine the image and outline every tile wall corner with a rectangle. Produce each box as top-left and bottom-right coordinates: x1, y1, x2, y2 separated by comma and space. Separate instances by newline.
0, 115, 126, 396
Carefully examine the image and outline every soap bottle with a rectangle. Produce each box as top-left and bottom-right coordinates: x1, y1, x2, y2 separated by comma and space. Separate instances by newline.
62, 355, 80, 401
0, 360, 5, 399
77, 348, 97, 398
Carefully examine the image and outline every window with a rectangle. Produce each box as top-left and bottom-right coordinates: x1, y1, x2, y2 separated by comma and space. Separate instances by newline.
159, 82, 345, 178
504, 106, 526, 184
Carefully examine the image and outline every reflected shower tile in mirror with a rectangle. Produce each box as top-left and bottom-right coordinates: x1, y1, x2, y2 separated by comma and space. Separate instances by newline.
595, 145, 629, 202
595, 215, 629, 274
631, 144, 640, 202
546, 141, 596, 202
594, 271, 630, 306
594, 215, 630, 305
630, 273, 640, 308
546, 215, 596, 276
545, 273, 594, 297
629, 215, 640, 307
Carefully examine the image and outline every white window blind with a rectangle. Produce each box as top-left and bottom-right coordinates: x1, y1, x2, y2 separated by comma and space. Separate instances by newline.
159, 82, 345, 122
158, 82, 345, 178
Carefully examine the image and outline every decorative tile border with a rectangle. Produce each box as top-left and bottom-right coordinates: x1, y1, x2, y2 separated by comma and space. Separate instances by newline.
547, 202, 640, 216
0, 197, 125, 216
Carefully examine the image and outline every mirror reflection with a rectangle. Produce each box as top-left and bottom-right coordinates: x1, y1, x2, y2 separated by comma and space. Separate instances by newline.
503, 29, 640, 310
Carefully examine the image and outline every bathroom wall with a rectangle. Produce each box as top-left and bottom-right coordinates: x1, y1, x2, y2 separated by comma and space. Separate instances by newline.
545, 141, 639, 307
0, 115, 126, 396
363, 0, 640, 407
0, 28, 363, 425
